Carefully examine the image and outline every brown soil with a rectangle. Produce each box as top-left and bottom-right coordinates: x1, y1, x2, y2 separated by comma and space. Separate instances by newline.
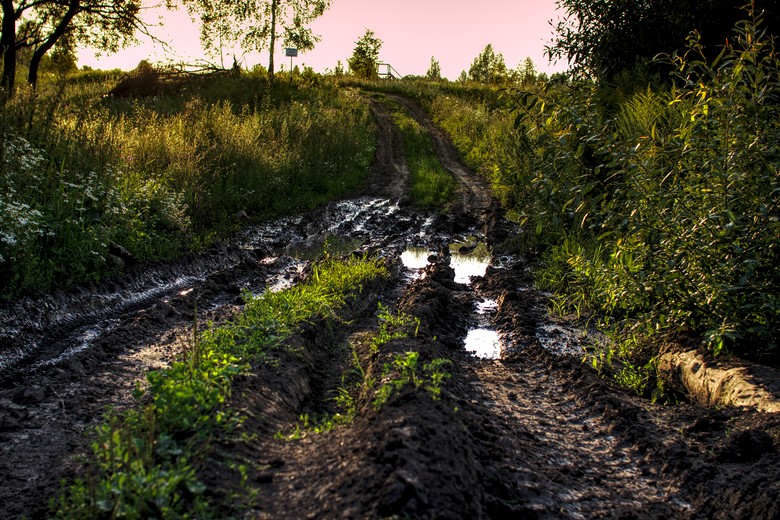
1, 95, 778, 519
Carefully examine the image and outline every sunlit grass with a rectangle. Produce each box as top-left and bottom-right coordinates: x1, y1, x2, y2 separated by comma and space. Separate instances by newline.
0, 74, 374, 298
377, 95, 455, 209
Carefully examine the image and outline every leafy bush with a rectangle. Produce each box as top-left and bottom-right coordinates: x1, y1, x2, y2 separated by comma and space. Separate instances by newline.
428, 15, 779, 365
523, 15, 779, 363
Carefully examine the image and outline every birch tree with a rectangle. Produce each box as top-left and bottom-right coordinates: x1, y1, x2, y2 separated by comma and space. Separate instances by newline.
181, 0, 330, 81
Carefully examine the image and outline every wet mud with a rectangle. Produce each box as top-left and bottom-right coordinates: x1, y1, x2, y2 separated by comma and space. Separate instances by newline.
1, 96, 778, 519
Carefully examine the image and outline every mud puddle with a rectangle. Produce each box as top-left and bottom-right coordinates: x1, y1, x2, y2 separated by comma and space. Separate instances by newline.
0, 197, 429, 382
465, 297, 501, 359
449, 236, 491, 284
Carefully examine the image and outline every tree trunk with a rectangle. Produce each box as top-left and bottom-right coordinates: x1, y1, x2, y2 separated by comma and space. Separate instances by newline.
268, 0, 277, 82
1, 0, 16, 99
27, 0, 79, 89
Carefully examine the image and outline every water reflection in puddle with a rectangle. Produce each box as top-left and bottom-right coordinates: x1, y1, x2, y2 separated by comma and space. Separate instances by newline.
401, 247, 433, 270
464, 328, 501, 359
401, 238, 491, 285
476, 298, 498, 314
450, 238, 490, 284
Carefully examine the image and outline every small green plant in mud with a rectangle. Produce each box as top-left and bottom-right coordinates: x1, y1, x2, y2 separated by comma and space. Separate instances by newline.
372, 352, 452, 410
370, 303, 421, 353
275, 378, 364, 442
586, 333, 671, 404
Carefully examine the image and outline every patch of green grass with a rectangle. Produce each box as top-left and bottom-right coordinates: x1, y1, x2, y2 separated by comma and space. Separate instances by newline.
372, 352, 452, 409
54, 255, 388, 518
201, 255, 389, 360
370, 303, 420, 353
377, 95, 455, 209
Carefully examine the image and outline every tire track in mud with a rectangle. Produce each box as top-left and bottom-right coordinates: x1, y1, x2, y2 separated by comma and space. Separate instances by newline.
389, 94, 494, 216
470, 357, 681, 517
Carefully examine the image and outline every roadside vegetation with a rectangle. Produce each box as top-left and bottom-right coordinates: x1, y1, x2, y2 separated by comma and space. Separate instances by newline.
53, 254, 389, 518
0, 69, 374, 298
338, 8, 779, 389
428, 13, 780, 382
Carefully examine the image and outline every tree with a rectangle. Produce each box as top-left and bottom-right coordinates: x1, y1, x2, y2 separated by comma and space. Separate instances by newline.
347, 29, 381, 79
468, 44, 507, 84
520, 56, 536, 85
426, 55, 441, 81
41, 34, 77, 77
181, 0, 330, 82
510, 56, 536, 86
548, 0, 780, 83
1, 0, 144, 96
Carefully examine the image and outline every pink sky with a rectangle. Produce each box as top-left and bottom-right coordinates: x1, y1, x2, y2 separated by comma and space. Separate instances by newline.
77, 0, 567, 79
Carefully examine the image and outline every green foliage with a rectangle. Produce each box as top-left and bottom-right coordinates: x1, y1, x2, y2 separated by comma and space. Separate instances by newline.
468, 44, 508, 85
0, 74, 375, 298
370, 303, 420, 353
548, 0, 780, 83
426, 56, 442, 81
179, 0, 331, 75
348, 29, 382, 80
372, 352, 451, 409
201, 255, 388, 360
511, 57, 538, 86
1, 0, 143, 92
528, 15, 779, 362
428, 93, 525, 217
54, 348, 244, 519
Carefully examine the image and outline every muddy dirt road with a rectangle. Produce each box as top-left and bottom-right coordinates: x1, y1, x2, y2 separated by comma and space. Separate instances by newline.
1, 95, 778, 519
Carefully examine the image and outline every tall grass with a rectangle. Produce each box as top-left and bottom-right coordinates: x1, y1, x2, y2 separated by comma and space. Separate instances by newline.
427, 95, 526, 217
0, 73, 374, 298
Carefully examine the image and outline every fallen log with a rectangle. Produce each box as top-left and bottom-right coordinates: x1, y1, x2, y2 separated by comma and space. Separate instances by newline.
659, 348, 780, 413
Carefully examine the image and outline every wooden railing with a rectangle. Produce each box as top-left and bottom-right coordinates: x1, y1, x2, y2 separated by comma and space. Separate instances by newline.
377, 63, 402, 79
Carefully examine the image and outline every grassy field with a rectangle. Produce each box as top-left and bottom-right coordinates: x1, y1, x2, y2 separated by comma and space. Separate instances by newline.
0, 70, 374, 298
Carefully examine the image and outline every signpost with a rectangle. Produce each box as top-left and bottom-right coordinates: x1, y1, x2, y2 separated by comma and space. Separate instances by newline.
285, 48, 298, 83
